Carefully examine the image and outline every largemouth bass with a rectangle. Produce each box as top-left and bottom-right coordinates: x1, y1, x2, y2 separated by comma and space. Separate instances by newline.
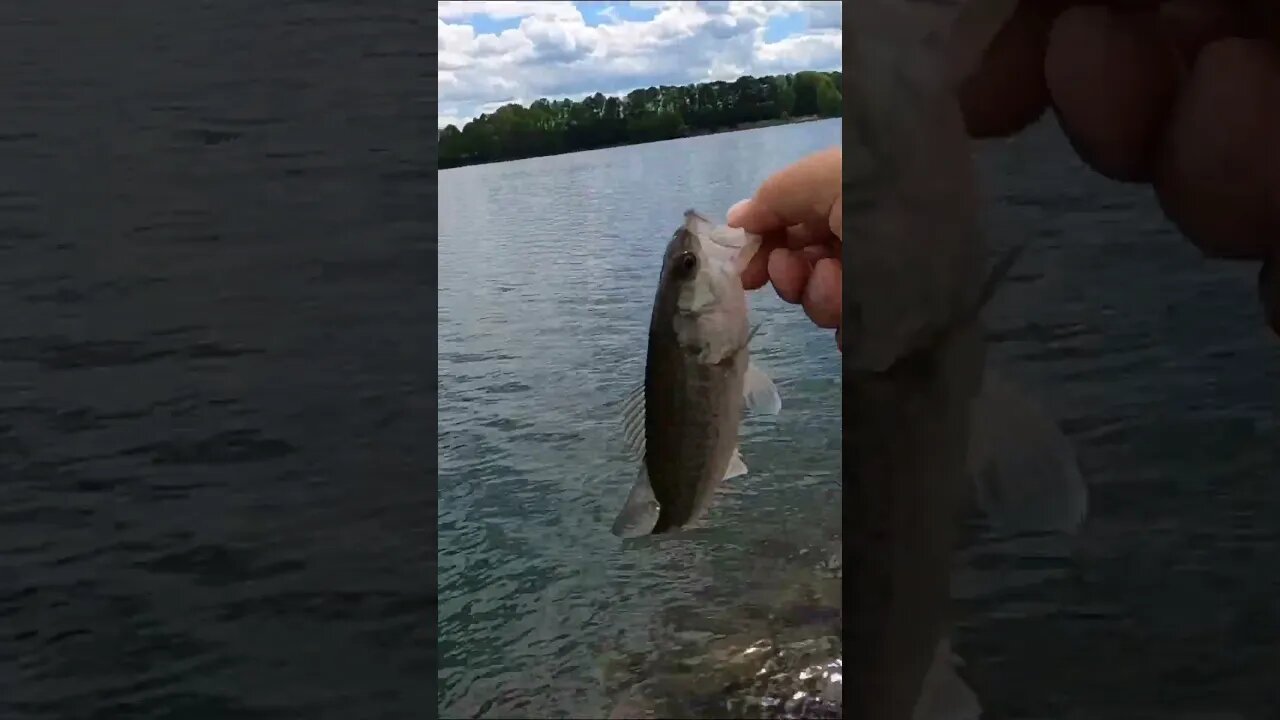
611, 209, 782, 538
845, 2, 1088, 719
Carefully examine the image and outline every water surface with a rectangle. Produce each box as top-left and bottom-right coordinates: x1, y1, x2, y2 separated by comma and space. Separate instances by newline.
1, 4, 432, 718
438, 120, 845, 718
961, 119, 1280, 719
440, 112, 1280, 719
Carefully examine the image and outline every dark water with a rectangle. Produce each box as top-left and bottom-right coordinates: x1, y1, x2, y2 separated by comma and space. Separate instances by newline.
437, 120, 843, 718
959, 119, 1280, 720
0, 4, 433, 719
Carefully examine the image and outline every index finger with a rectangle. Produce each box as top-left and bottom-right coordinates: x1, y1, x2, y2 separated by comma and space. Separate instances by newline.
727, 147, 842, 240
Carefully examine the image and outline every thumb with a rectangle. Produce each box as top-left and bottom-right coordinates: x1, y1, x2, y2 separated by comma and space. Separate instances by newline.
730, 147, 842, 238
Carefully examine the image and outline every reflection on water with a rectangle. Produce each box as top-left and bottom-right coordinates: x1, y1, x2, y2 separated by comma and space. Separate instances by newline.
438, 121, 843, 718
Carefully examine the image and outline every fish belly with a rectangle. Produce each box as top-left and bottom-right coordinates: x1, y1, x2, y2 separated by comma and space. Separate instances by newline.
648, 349, 746, 533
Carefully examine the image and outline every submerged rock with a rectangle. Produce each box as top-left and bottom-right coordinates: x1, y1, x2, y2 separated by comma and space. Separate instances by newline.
602, 549, 842, 719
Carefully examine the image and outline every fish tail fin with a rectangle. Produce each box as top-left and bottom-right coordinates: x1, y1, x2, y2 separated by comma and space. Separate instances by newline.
611, 465, 660, 538
967, 368, 1088, 535
912, 638, 982, 720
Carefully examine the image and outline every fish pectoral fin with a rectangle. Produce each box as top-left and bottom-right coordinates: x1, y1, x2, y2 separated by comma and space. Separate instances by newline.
742, 360, 782, 415
611, 465, 660, 538
968, 369, 1088, 535
619, 383, 646, 461
912, 638, 982, 720
723, 448, 748, 481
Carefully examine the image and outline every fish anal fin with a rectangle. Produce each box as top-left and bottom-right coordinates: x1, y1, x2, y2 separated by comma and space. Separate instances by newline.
611, 465, 659, 539
912, 638, 982, 720
723, 448, 748, 481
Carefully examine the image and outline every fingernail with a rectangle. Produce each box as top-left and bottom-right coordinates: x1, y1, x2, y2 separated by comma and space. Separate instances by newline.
726, 198, 752, 227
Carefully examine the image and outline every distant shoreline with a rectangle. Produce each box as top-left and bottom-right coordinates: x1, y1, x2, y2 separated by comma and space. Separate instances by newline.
438, 115, 832, 170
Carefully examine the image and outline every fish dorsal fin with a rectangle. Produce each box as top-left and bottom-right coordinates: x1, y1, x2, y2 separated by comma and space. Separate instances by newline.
619, 383, 645, 461
967, 368, 1088, 535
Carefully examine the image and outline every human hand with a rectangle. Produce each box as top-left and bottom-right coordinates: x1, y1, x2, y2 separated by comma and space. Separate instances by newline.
956, 0, 1280, 334
727, 147, 843, 351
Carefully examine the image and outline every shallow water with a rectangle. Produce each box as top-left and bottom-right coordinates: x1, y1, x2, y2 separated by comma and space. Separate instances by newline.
437, 120, 844, 718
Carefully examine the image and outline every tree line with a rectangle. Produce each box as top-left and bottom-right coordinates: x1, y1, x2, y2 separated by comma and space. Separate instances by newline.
438, 70, 842, 169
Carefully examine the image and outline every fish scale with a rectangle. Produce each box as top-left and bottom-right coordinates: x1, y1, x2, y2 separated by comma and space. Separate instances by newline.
612, 210, 781, 539
646, 345, 746, 534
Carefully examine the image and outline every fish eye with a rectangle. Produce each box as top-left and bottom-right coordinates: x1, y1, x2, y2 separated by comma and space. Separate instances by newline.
677, 252, 697, 274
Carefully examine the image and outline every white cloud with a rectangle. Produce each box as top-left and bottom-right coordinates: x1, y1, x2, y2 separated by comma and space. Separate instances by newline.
437, 0, 842, 128
804, 0, 841, 29
438, 2, 580, 21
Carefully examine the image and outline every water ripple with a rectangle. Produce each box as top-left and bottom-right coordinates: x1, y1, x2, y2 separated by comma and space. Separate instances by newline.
1, 3, 433, 718
439, 121, 842, 718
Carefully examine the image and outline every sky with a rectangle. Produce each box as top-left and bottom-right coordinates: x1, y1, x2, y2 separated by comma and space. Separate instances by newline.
437, 1, 842, 129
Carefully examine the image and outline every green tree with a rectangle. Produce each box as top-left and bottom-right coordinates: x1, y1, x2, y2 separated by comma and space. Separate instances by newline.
792, 71, 826, 117
438, 68, 841, 168
772, 75, 795, 118
816, 77, 842, 118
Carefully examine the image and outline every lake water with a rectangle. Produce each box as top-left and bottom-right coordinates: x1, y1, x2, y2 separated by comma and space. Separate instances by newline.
1, 4, 432, 719
437, 119, 845, 718
440, 113, 1280, 720
963, 119, 1280, 720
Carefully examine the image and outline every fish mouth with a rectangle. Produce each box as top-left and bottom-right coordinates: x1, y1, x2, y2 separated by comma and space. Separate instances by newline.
683, 208, 762, 274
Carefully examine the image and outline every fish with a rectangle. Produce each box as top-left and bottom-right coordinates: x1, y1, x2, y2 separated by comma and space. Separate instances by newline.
843, 1, 1089, 720
610, 209, 782, 538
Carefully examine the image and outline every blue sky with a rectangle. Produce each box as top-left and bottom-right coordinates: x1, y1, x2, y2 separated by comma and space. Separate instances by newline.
438, 1, 842, 128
